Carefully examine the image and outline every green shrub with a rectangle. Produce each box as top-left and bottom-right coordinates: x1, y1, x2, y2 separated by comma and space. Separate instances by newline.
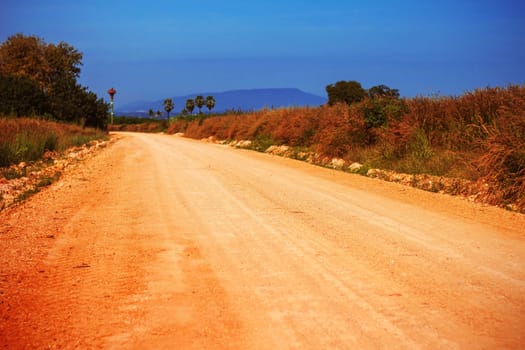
252, 134, 275, 152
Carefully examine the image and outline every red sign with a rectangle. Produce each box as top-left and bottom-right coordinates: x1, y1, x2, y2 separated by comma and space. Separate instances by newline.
107, 88, 116, 99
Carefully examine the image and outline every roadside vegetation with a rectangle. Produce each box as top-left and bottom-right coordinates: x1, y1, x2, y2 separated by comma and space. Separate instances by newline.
0, 117, 107, 167
0, 34, 109, 208
108, 116, 167, 133
0, 33, 108, 167
1, 33, 523, 210
109, 95, 218, 132
0, 34, 108, 129
167, 84, 525, 211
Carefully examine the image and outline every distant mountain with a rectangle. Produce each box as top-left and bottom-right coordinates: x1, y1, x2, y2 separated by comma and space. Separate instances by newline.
116, 88, 327, 116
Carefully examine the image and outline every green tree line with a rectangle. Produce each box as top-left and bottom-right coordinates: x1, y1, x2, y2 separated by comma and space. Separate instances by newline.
0, 33, 108, 129
154, 95, 216, 119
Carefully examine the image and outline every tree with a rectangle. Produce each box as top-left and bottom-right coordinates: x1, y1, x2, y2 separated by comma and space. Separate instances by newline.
0, 74, 47, 116
361, 85, 405, 131
44, 41, 82, 94
326, 80, 366, 106
78, 90, 109, 129
195, 95, 205, 114
156, 110, 162, 118
148, 108, 154, 118
368, 84, 400, 99
205, 96, 215, 113
45, 77, 79, 122
185, 99, 195, 115
0, 34, 49, 89
0, 33, 107, 128
0, 34, 82, 94
163, 98, 174, 119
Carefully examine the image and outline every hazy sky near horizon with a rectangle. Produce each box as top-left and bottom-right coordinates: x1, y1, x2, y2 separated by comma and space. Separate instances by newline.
1, 0, 524, 105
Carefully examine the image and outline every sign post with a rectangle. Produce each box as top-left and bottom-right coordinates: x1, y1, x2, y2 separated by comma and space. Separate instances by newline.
107, 87, 116, 125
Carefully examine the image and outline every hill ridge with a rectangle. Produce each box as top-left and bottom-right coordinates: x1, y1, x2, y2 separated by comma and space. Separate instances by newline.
117, 88, 327, 116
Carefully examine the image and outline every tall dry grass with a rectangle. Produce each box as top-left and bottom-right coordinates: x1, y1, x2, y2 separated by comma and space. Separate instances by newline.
167, 85, 525, 209
0, 117, 107, 167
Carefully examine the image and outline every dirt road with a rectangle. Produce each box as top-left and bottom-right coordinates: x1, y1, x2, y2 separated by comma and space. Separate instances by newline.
1, 132, 524, 349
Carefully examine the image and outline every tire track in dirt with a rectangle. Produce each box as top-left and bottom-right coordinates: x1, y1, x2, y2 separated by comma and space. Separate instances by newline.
145, 134, 525, 348
1, 134, 246, 349
1, 132, 524, 349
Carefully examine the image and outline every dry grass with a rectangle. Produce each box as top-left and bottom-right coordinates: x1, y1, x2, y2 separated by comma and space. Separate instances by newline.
167, 85, 525, 210
0, 117, 107, 167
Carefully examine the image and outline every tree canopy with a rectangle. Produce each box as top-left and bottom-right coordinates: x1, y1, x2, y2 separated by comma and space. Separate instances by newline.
195, 95, 205, 114
368, 84, 400, 99
326, 80, 366, 106
205, 96, 215, 113
185, 99, 195, 115
0, 74, 46, 116
0, 33, 107, 129
163, 98, 174, 119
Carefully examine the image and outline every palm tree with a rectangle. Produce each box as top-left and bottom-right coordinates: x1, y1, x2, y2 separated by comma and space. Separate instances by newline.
185, 99, 195, 115
195, 95, 205, 114
148, 108, 154, 118
205, 96, 215, 113
156, 110, 162, 118
163, 98, 174, 119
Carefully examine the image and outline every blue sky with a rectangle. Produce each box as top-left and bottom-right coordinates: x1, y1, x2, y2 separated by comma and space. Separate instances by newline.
1, 0, 524, 105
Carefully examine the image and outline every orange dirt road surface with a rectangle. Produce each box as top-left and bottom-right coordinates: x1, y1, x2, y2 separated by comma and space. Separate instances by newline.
1, 132, 524, 349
